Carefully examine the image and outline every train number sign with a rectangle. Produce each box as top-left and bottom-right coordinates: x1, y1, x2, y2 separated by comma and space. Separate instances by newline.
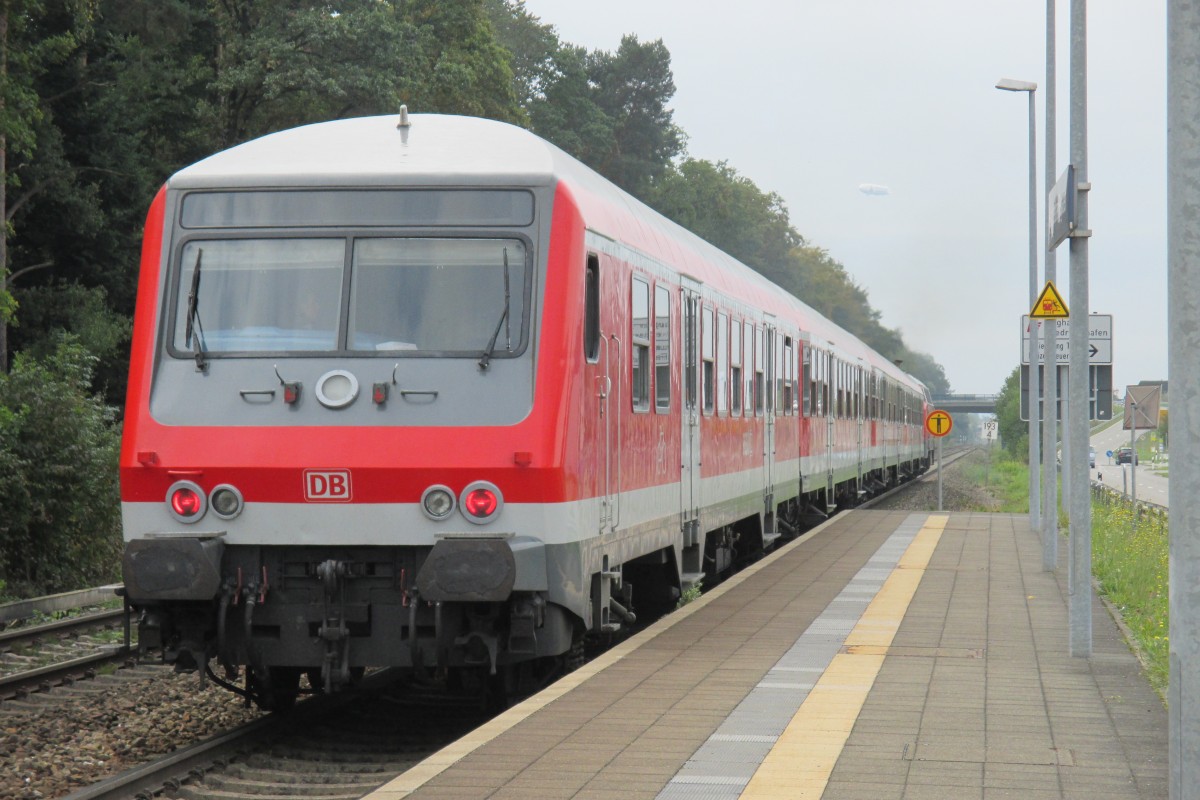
925, 410, 953, 438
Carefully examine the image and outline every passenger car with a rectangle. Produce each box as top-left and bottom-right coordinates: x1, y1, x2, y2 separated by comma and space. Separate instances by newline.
1115, 446, 1138, 465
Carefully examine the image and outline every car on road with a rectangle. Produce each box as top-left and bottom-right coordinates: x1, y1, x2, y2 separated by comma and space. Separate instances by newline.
1115, 446, 1139, 466
1089, 446, 1096, 468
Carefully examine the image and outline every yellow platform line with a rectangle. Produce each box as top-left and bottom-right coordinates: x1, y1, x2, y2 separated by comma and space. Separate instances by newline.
739, 513, 947, 800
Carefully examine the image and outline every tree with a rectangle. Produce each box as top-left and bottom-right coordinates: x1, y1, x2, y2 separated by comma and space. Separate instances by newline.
648, 159, 800, 275
0, 0, 96, 372
0, 335, 122, 594
585, 35, 684, 199
994, 366, 1026, 459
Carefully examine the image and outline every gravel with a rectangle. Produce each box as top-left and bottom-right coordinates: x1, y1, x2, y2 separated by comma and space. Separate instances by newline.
0, 667, 263, 800
869, 450, 1003, 513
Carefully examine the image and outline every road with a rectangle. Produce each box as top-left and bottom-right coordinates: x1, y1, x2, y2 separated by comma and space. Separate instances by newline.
1089, 421, 1169, 508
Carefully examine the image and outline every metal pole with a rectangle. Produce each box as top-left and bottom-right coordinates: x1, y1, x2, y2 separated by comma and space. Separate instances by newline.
937, 436, 943, 512
1067, 0, 1092, 658
1168, 1, 1200, 791
1130, 400, 1138, 516
1027, 88, 1042, 533
1043, 0, 1059, 572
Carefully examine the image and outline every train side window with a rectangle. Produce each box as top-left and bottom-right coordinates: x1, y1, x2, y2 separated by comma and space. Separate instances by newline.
782, 336, 794, 415
777, 335, 787, 417
854, 368, 861, 419
585, 254, 600, 363
743, 321, 753, 413
655, 285, 670, 412
754, 327, 765, 416
822, 352, 830, 417
833, 359, 841, 418
730, 321, 742, 416
802, 348, 812, 416
702, 306, 715, 414
717, 312, 729, 414
631, 277, 650, 412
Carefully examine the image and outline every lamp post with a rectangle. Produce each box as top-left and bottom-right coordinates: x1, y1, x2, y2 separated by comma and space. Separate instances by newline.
996, 77, 1040, 531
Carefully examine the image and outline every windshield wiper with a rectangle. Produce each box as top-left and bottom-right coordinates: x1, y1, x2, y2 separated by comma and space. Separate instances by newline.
478, 247, 512, 371
184, 248, 208, 371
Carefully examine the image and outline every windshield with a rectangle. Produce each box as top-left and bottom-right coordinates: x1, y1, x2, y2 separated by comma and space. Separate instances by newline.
348, 238, 526, 354
173, 239, 345, 353
171, 236, 528, 356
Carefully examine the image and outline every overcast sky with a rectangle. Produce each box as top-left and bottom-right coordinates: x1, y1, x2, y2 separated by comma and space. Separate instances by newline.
520, 0, 1166, 395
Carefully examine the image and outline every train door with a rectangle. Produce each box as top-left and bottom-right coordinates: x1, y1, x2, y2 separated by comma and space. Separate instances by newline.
856, 362, 865, 491
680, 278, 702, 548
825, 351, 835, 507
763, 323, 777, 515
595, 253, 620, 533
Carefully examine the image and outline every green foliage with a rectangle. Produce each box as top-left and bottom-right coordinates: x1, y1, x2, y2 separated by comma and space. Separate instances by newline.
583, 35, 684, 200
648, 159, 800, 273
10, 282, 131, 403
965, 448, 1029, 512
677, 581, 702, 608
994, 366, 1027, 460
1091, 495, 1168, 694
0, 334, 122, 595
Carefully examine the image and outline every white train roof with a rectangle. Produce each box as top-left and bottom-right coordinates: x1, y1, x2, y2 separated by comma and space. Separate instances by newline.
169, 114, 558, 189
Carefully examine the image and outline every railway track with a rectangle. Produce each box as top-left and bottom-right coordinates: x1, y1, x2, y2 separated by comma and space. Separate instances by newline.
61, 671, 491, 800
0, 587, 139, 706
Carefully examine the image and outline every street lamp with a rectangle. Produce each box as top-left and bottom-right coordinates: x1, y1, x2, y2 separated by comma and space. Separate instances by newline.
996, 77, 1040, 530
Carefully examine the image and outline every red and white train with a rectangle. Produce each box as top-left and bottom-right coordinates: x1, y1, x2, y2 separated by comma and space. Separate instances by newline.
119, 113, 933, 709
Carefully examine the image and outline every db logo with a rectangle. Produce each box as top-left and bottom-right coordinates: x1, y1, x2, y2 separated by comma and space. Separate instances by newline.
304, 470, 352, 502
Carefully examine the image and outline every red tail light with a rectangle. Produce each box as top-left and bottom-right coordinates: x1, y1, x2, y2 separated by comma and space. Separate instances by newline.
463, 488, 497, 517
459, 481, 503, 524
166, 480, 207, 523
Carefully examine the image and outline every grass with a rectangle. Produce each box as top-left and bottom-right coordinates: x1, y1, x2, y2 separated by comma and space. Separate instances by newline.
960, 451, 1031, 513
1091, 496, 1169, 694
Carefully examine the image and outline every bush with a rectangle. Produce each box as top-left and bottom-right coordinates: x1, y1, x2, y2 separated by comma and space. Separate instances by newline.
0, 335, 123, 595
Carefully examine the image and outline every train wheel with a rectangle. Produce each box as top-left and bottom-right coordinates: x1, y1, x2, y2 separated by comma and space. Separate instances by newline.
252, 667, 302, 712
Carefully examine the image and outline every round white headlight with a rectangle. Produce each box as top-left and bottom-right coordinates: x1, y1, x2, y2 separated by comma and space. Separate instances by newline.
421, 485, 457, 520
315, 370, 359, 409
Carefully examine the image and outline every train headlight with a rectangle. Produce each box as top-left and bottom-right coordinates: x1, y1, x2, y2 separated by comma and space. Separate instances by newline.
459, 481, 503, 524
421, 485, 457, 521
209, 484, 244, 520
315, 369, 359, 409
167, 480, 207, 523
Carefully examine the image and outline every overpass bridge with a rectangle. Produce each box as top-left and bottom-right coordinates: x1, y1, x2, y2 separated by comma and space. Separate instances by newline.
930, 393, 999, 414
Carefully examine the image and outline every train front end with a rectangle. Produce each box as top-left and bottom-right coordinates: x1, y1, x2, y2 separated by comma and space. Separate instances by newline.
118, 116, 582, 709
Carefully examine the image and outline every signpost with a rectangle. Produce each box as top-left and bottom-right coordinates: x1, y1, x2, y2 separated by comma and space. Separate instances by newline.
1021, 313, 1112, 365
983, 419, 998, 486
925, 410, 953, 512
1123, 384, 1162, 517
1019, 313, 1113, 422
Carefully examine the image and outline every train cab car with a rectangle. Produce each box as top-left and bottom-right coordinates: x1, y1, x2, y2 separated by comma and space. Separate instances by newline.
119, 113, 931, 709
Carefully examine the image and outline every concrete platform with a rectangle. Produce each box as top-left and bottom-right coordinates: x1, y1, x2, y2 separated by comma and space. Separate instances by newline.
364, 510, 1167, 799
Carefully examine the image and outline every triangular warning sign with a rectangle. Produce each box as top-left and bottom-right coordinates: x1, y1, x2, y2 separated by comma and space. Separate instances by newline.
1030, 281, 1069, 318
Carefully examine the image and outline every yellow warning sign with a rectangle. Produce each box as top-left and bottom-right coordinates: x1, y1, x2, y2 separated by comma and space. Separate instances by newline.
925, 410, 953, 437
1030, 281, 1069, 319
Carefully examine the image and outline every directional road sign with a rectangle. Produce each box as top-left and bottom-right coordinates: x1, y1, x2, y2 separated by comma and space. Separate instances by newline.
1021, 314, 1112, 365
